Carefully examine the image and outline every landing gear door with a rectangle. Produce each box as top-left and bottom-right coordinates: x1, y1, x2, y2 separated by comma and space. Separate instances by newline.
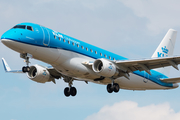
41, 26, 50, 46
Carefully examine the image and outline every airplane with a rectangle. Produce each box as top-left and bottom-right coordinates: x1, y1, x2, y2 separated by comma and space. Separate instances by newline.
1, 22, 180, 97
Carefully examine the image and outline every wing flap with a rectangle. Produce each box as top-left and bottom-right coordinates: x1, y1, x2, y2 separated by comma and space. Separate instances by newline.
160, 77, 180, 83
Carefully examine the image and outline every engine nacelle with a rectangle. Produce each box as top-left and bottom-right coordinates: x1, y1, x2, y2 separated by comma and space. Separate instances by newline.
92, 59, 119, 78
27, 65, 54, 83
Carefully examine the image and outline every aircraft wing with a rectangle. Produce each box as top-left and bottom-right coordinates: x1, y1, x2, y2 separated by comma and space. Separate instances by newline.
115, 56, 180, 75
160, 77, 180, 83
2, 58, 62, 79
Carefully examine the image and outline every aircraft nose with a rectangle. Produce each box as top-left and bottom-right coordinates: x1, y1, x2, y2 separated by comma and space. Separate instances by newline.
1, 29, 13, 40
1, 31, 10, 44
1, 29, 18, 46
1, 31, 8, 40
1, 29, 21, 43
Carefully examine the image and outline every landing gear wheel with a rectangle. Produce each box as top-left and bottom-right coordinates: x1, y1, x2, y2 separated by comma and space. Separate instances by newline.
70, 87, 77, 96
22, 66, 27, 73
22, 66, 26, 73
113, 83, 120, 93
26, 66, 30, 72
64, 87, 70, 97
22, 66, 30, 73
107, 84, 113, 93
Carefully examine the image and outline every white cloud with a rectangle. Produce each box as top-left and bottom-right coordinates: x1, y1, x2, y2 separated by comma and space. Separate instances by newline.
85, 101, 180, 120
119, 0, 180, 34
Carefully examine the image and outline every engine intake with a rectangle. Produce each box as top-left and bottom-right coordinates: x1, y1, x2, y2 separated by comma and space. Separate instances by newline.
27, 65, 54, 83
92, 59, 119, 78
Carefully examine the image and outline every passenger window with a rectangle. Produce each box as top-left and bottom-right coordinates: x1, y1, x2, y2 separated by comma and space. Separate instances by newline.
77, 44, 79, 47
81, 46, 84, 49
72, 42, 75, 46
63, 39, 65, 42
100, 53, 102, 56
54, 35, 56, 39
59, 37, 61, 41
109, 56, 111, 59
90, 49, 93, 52
95, 51, 97, 54
104, 54, 107, 57
113, 58, 115, 60
27, 26, 33, 31
68, 41, 70, 44
86, 47, 88, 51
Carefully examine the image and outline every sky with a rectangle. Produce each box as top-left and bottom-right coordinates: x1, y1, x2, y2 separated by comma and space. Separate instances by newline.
1, 0, 180, 120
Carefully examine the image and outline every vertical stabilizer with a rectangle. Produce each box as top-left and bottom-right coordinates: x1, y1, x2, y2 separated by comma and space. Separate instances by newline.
152, 29, 177, 76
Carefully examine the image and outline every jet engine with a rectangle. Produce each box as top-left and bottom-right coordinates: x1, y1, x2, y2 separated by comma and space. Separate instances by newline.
92, 59, 119, 78
27, 64, 54, 83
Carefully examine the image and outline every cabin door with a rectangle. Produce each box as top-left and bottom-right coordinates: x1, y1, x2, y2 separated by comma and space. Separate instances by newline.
41, 26, 50, 46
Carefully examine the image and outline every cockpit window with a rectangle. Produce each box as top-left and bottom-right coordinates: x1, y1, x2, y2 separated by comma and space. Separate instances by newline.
13, 25, 26, 29
27, 26, 33, 31
12, 25, 34, 31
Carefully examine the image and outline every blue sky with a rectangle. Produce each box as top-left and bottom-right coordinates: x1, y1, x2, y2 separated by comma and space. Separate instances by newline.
1, 0, 180, 120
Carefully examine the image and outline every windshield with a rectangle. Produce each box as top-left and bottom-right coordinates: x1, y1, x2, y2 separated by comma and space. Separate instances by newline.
12, 25, 34, 31
13, 25, 26, 29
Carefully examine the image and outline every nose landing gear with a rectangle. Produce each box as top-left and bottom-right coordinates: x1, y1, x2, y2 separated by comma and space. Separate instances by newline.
20, 53, 32, 73
22, 66, 30, 73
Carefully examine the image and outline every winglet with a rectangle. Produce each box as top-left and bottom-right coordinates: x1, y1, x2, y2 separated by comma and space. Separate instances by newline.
2, 58, 23, 73
2, 58, 11, 72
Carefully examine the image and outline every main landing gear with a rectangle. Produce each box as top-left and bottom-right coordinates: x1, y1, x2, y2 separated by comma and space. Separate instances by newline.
20, 53, 32, 73
63, 76, 77, 97
107, 80, 120, 93
64, 87, 77, 97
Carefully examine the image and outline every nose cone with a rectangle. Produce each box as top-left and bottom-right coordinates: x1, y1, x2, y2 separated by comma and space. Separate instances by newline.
1, 32, 7, 40
1, 29, 20, 51
1, 31, 10, 44
1, 29, 14, 41
1, 30, 11, 39
1, 29, 20, 44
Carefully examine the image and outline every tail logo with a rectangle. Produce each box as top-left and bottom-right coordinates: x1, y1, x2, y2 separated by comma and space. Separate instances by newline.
162, 46, 169, 54
157, 46, 169, 57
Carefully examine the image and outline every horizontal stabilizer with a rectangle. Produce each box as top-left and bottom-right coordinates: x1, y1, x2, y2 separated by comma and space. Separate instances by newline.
2, 58, 23, 73
160, 77, 180, 83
